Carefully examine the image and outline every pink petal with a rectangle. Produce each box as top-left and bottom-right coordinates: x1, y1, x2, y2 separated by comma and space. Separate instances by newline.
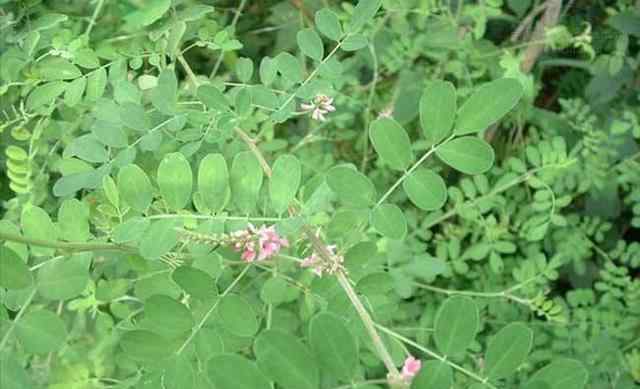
401, 356, 422, 378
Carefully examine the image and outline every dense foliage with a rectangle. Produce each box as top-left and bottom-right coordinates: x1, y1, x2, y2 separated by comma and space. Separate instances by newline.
0, 1, 639, 388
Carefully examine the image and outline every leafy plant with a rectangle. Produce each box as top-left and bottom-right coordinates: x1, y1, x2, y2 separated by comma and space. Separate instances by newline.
0, 1, 638, 389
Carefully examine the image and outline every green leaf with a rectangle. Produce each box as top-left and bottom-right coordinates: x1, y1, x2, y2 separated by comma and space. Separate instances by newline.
402, 169, 447, 211
16, 309, 67, 354
230, 151, 264, 213
260, 277, 298, 305
276, 52, 304, 83
151, 69, 177, 115
485, 322, 534, 380
341, 34, 368, 51
37, 254, 90, 301
158, 152, 193, 210
139, 220, 179, 259
455, 78, 523, 135
270, 154, 301, 214
326, 166, 376, 207
140, 294, 194, 339
0, 247, 32, 289
38, 57, 82, 80
124, 0, 171, 28
172, 266, 216, 300
369, 118, 413, 171
1, 355, 34, 389
526, 359, 588, 389
218, 294, 259, 337
118, 164, 154, 212
297, 28, 324, 61
64, 77, 86, 107
371, 204, 407, 240
103, 175, 119, 208
119, 330, 171, 361
434, 296, 479, 355
198, 153, 230, 213
259, 57, 278, 86
198, 84, 230, 111
315, 9, 342, 41
436, 136, 495, 175
207, 354, 271, 389
412, 360, 453, 389
420, 80, 456, 145
254, 330, 320, 389
91, 120, 128, 148
235, 86, 252, 116
347, 0, 382, 32
309, 313, 358, 381
21, 205, 59, 257
112, 217, 149, 244
58, 199, 90, 242
64, 135, 109, 163
26, 81, 67, 110
236, 57, 254, 83
74, 48, 100, 69
163, 355, 195, 389
85, 67, 107, 101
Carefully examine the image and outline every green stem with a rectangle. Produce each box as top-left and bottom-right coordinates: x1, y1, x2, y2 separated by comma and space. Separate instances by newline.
360, 43, 379, 173
376, 134, 455, 207
146, 214, 284, 222
0, 232, 135, 253
0, 288, 37, 353
302, 226, 400, 378
375, 324, 498, 389
274, 36, 347, 116
84, 0, 105, 38
413, 278, 536, 306
209, 0, 248, 78
176, 265, 251, 355
423, 160, 576, 230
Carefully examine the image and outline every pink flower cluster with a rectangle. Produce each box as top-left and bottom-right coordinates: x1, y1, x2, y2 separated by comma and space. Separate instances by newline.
401, 356, 422, 381
301, 94, 336, 122
300, 244, 344, 276
231, 224, 288, 262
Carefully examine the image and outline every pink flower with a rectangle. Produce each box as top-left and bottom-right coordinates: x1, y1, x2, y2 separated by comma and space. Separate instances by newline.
401, 356, 422, 381
256, 225, 289, 261
231, 224, 288, 263
241, 242, 257, 262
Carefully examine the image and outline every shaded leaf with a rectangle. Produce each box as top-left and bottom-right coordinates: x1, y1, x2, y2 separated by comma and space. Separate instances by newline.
486, 322, 533, 380
434, 296, 479, 355
254, 330, 319, 389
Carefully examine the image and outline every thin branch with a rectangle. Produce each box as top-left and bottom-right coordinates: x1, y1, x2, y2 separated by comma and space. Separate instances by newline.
84, 0, 105, 38
375, 324, 499, 389
0, 231, 136, 253
176, 265, 251, 355
376, 134, 455, 207
210, 0, 248, 78
0, 288, 37, 352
